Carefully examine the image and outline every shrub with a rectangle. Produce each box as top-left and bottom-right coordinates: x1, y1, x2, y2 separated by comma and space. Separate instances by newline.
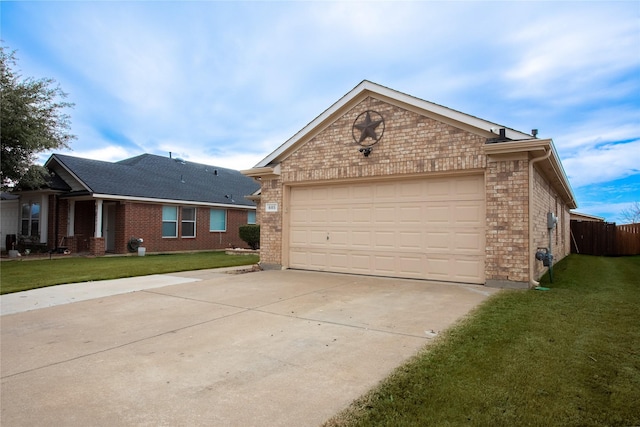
239, 225, 260, 250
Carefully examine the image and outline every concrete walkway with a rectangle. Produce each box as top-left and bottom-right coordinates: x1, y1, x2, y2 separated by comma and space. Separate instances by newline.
1, 269, 498, 426
0, 266, 243, 315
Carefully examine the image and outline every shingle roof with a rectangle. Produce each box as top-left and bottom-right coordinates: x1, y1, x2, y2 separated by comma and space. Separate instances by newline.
47, 153, 260, 207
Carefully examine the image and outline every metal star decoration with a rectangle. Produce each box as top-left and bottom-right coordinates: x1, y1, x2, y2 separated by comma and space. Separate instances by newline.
354, 111, 384, 144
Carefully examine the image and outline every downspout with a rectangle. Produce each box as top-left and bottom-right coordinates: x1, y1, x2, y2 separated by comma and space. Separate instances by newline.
529, 147, 552, 287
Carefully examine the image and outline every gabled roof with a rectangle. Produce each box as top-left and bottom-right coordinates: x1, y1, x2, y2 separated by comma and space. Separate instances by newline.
252, 80, 533, 168
45, 153, 260, 208
244, 80, 576, 209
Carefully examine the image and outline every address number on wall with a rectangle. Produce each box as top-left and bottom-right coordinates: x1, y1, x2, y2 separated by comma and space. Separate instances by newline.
265, 203, 278, 212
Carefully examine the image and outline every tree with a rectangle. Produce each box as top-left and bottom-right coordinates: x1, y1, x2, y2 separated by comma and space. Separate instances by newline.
619, 201, 640, 224
1, 46, 75, 190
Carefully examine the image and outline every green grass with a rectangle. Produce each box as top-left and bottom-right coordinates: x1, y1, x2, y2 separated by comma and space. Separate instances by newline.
0, 251, 259, 295
324, 255, 640, 427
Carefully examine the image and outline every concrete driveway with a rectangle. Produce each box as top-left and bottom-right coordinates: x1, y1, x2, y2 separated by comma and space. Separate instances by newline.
1, 269, 498, 426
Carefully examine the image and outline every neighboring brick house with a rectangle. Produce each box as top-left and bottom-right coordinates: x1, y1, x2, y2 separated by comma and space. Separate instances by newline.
11, 153, 260, 256
242, 81, 577, 288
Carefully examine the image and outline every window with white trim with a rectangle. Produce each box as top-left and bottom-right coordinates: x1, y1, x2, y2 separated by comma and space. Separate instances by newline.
247, 210, 256, 224
209, 209, 226, 232
21, 202, 40, 237
181, 207, 196, 238
162, 206, 178, 237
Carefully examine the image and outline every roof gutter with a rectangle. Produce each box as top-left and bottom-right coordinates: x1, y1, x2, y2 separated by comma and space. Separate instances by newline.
90, 193, 256, 209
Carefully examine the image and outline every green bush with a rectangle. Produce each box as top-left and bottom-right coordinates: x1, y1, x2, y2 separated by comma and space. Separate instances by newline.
239, 224, 260, 250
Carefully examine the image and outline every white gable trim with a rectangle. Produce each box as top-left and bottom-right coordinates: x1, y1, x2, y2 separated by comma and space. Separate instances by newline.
254, 80, 533, 168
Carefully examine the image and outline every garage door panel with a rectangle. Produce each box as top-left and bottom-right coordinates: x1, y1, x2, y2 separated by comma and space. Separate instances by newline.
289, 175, 485, 284
375, 183, 397, 201
426, 231, 451, 250
399, 232, 421, 250
290, 207, 309, 225
455, 258, 483, 281
351, 231, 371, 248
427, 256, 451, 280
351, 254, 372, 272
310, 208, 328, 223
425, 206, 450, 223
290, 187, 311, 203
310, 230, 328, 245
331, 186, 350, 200
373, 255, 396, 274
426, 180, 450, 197
454, 232, 482, 251
329, 231, 349, 246
328, 253, 348, 269
330, 207, 349, 223
352, 185, 373, 201
374, 206, 396, 223
289, 249, 308, 266
352, 207, 372, 222
398, 256, 425, 275
311, 187, 329, 201
456, 176, 484, 196
374, 231, 396, 249
290, 230, 309, 245
399, 181, 423, 198
308, 251, 328, 268
399, 206, 422, 223
455, 204, 484, 224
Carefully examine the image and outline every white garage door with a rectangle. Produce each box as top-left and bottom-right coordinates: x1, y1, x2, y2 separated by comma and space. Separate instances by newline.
288, 175, 485, 284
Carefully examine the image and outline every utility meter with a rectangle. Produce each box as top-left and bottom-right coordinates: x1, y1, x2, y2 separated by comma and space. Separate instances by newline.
547, 212, 558, 230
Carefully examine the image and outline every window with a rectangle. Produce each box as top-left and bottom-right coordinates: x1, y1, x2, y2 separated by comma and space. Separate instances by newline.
162, 206, 178, 237
247, 210, 256, 225
182, 207, 196, 238
21, 202, 40, 237
209, 209, 226, 232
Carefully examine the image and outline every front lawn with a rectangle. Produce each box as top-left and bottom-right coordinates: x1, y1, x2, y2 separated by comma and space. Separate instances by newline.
324, 255, 640, 427
0, 251, 259, 295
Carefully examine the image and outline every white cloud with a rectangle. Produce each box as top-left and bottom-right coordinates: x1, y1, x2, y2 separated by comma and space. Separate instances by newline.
563, 139, 640, 188
503, 5, 639, 102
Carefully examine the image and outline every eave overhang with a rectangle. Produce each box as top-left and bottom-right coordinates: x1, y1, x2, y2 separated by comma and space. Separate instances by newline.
485, 138, 577, 209
57, 191, 255, 209
240, 165, 281, 179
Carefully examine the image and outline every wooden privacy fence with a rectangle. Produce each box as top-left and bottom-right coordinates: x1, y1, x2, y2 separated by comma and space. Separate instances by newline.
571, 221, 640, 256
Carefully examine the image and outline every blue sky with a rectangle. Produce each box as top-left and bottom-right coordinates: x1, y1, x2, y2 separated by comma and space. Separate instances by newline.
2, 1, 639, 223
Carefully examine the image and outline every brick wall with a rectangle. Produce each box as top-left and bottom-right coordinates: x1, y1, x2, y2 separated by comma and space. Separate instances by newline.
47, 195, 70, 250
485, 154, 530, 282
531, 167, 571, 280
115, 201, 254, 254
257, 179, 283, 267
47, 199, 254, 255
74, 200, 94, 252
281, 97, 486, 182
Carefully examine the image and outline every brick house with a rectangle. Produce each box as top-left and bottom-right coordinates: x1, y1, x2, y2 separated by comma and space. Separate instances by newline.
12, 153, 260, 256
242, 81, 577, 288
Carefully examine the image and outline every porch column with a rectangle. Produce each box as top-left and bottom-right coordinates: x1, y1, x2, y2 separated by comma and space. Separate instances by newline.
68, 200, 75, 236
95, 199, 103, 238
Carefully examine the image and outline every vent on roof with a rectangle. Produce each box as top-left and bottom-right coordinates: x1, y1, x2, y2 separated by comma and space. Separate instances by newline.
486, 128, 511, 144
